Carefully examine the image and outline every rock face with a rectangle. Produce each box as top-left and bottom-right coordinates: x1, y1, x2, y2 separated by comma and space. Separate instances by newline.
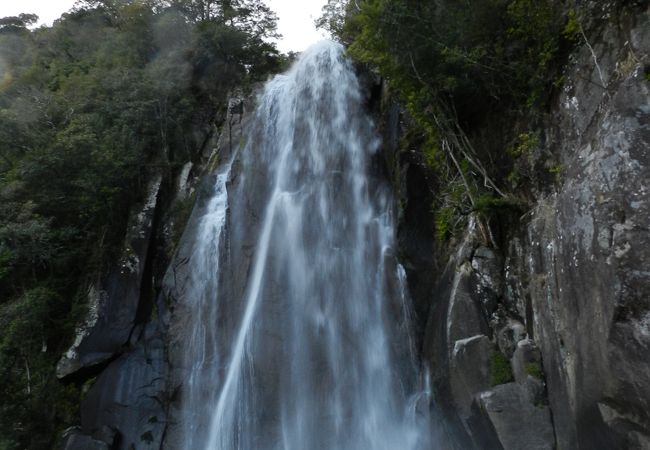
515, 4, 650, 448
78, 324, 166, 450
160, 91, 254, 450
472, 383, 555, 450
57, 174, 162, 379
56, 4, 649, 449
419, 221, 557, 450
57, 94, 249, 448
418, 3, 650, 450
450, 334, 491, 420
56, 170, 171, 449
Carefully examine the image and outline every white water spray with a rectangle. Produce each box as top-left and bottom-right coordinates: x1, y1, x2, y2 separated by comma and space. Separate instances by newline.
177, 41, 431, 450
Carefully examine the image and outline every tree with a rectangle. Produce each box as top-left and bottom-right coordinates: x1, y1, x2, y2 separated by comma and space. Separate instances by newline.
163, 0, 279, 35
0, 14, 38, 34
0, 0, 284, 446
315, 0, 352, 41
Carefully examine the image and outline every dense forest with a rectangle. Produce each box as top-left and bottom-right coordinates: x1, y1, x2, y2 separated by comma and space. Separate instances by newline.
1, 0, 647, 448
319, 0, 583, 243
0, 1, 284, 448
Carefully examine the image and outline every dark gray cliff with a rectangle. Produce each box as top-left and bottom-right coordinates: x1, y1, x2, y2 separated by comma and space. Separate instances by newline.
161, 92, 255, 450
515, 5, 650, 446
401, 3, 650, 450
56, 4, 649, 448
57, 94, 250, 450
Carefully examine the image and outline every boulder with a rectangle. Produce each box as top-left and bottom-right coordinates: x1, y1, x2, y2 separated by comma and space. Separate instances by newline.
471, 383, 555, 450
446, 263, 490, 353
511, 339, 542, 385
471, 246, 504, 298
450, 334, 491, 420
496, 320, 526, 359
78, 324, 166, 450
60, 427, 111, 450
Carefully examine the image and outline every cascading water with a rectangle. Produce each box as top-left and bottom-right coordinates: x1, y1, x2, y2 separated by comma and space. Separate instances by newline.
173, 41, 432, 450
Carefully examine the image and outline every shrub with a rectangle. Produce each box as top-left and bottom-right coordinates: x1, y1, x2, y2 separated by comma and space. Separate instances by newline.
526, 361, 545, 379
490, 350, 514, 386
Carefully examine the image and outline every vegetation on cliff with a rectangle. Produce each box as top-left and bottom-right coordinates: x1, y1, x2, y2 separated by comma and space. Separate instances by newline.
2, 0, 644, 448
0, 1, 282, 448
319, 0, 581, 243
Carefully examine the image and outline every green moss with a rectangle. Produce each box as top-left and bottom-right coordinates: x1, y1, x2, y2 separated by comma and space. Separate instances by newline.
562, 9, 580, 40
509, 132, 539, 158
553, 74, 567, 88
435, 205, 457, 242
474, 193, 525, 216
433, 179, 467, 242
341, 0, 573, 243
490, 350, 514, 386
526, 361, 544, 379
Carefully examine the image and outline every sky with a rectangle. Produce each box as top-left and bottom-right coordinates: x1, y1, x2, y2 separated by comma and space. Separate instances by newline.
0, 0, 327, 52
267, 0, 327, 53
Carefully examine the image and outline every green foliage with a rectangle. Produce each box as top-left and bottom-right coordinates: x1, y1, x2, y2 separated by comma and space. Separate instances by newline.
509, 132, 540, 158
433, 178, 466, 242
505, 0, 562, 106
473, 193, 524, 215
490, 350, 514, 386
562, 9, 580, 41
0, 1, 282, 447
506, 130, 546, 191
526, 361, 544, 379
0, 14, 38, 34
0, 288, 81, 449
344, 0, 566, 119
435, 206, 456, 242
331, 0, 575, 243
0, 247, 13, 281
316, 0, 358, 43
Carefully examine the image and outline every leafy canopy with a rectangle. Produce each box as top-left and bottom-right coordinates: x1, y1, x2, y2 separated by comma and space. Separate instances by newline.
0, 0, 283, 447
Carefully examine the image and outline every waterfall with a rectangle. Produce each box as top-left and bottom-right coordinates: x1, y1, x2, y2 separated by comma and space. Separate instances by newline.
174, 41, 431, 450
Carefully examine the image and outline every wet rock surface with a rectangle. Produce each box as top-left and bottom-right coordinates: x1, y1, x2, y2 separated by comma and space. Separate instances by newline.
421, 4, 650, 449
79, 325, 166, 450
518, 5, 650, 448
161, 90, 254, 448
60, 326, 166, 450
56, 4, 649, 449
450, 334, 491, 421
56, 93, 247, 448
471, 383, 555, 450
60, 427, 112, 450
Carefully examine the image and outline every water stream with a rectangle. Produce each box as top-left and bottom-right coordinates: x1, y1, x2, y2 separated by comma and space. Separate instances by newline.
177, 41, 431, 450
